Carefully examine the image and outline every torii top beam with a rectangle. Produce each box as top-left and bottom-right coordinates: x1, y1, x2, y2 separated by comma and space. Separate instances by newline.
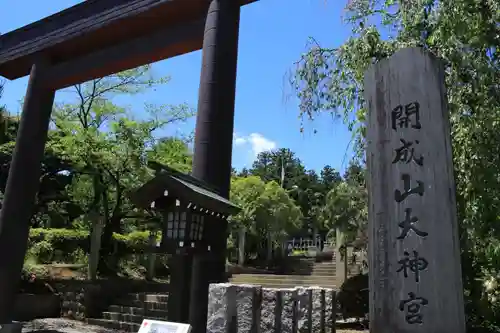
0, 0, 256, 89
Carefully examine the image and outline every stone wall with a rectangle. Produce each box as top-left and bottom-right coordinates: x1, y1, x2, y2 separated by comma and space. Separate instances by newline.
207, 283, 337, 333
44, 279, 169, 320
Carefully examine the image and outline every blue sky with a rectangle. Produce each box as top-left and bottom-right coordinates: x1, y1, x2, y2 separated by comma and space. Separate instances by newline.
0, 0, 354, 174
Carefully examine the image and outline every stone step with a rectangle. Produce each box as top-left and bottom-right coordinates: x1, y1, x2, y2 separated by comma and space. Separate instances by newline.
87, 318, 141, 332
310, 267, 337, 271
230, 282, 338, 289
103, 311, 166, 324
311, 267, 337, 271
292, 263, 336, 269
229, 282, 339, 289
289, 268, 337, 273
312, 267, 337, 271
311, 272, 337, 276
291, 270, 336, 275
114, 299, 169, 311
312, 261, 337, 265
231, 274, 338, 282
123, 293, 169, 303
108, 305, 169, 318
290, 267, 337, 272
230, 279, 338, 285
230, 277, 338, 289
311, 273, 336, 277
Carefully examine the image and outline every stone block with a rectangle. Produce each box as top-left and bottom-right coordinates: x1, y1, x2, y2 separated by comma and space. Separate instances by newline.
324, 289, 337, 333
235, 284, 261, 333
207, 283, 261, 333
207, 283, 232, 333
207, 283, 337, 333
279, 288, 297, 333
260, 288, 278, 333
259, 287, 297, 333
296, 287, 312, 333
311, 287, 324, 333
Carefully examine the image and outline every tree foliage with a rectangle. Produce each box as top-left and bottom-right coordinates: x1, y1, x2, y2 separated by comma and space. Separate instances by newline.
321, 181, 367, 245
229, 176, 302, 261
248, 148, 343, 237
291, 0, 500, 329
1, 65, 195, 276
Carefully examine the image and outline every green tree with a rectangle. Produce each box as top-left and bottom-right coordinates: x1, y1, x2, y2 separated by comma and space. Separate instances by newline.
250, 148, 325, 235
261, 181, 303, 253
320, 165, 342, 190
250, 148, 306, 187
321, 181, 367, 248
0, 84, 80, 228
230, 176, 267, 234
291, 0, 500, 329
148, 137, 192, 173
343, 161, 365, 187
237, 167, 251, 178
229, 176, 302, 264
49, 65, 194, 274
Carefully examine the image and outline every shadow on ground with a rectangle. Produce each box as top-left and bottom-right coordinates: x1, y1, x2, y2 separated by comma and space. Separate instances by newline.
337, 321, 369, 331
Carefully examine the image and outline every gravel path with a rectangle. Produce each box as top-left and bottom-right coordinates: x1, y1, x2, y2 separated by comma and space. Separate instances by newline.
20, 318, 369, 333
21, 318, 119, 333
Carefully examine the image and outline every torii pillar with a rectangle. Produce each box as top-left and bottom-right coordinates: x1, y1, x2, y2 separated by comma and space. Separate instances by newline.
0, 60, 55, 328
189, 0, 240, 332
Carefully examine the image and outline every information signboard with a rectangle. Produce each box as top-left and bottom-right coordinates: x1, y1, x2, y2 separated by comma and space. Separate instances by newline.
137, 319, 192, 333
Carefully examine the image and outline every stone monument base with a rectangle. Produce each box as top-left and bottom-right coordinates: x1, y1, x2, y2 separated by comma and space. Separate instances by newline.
207, 283, 337, 333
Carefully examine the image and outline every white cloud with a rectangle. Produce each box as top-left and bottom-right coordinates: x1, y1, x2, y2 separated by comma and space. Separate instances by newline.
247, 133, 277, 155
233, 133, 247, 146
233, 132, 277, 157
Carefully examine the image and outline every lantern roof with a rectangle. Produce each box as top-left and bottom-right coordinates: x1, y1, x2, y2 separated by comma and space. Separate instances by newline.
130, 162, 240, 216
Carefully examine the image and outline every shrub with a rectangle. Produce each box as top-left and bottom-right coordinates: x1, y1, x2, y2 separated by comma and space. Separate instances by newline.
290, 249, 307, 256
337, 273, 369, 321
29, 228, 89, 256
70, 248, 88, 265
28, 228, 161, 257
113, 230, 155, 254
27, 240, 54, 264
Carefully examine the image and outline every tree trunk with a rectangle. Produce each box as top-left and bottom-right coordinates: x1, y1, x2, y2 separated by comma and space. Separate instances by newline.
344, 245, 349, 281
98, 184, 123, 275
266, 226, 273, 265
238, 227, 245, 266
146, 231, 157, 281
98, 215, 121, 275
335, 229, 348, 284
88, 211, 103, 280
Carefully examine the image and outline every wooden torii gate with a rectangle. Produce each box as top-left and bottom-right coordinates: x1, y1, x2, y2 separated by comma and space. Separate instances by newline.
0, 1, 257, 332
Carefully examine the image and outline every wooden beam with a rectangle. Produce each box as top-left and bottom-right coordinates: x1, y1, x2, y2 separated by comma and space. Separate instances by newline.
0, 0, 176, 79
0, 0, 257, 80
46, 18, 205, 90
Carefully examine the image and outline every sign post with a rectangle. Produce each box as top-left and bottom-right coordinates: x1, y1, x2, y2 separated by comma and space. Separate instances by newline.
364, 47, 466, 332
